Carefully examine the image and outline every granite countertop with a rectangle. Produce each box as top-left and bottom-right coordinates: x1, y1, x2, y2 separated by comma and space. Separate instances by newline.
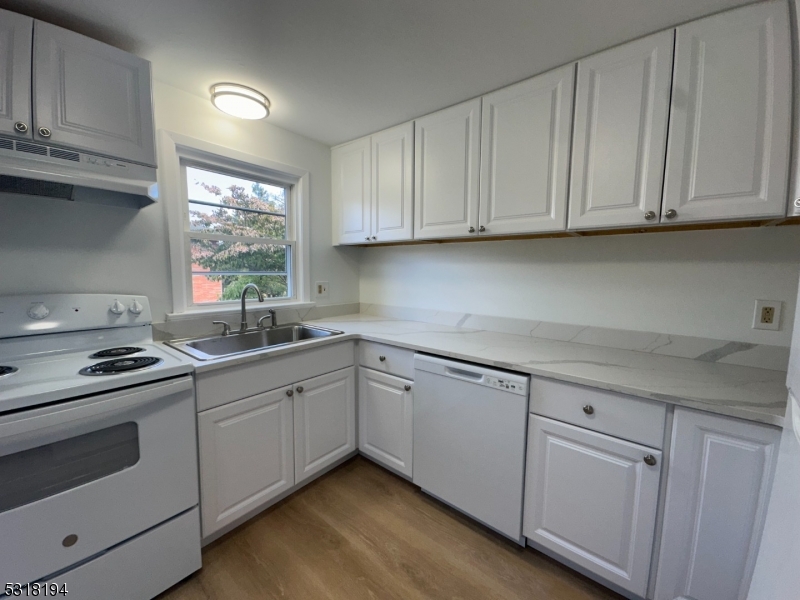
178, 314, 789, 427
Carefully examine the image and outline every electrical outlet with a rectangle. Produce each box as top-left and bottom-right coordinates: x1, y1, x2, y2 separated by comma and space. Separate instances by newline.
315, 281, 329, 299
753, 300, 782, 331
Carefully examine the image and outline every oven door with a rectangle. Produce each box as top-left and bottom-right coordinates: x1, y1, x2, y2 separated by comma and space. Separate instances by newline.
0, 376, 198, 585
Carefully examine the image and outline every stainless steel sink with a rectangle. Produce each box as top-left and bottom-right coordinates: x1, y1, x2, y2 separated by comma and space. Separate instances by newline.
166, 324, 344, 360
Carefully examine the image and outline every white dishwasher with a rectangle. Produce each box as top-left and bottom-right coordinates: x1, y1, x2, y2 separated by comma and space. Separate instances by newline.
413, 354, 529, 543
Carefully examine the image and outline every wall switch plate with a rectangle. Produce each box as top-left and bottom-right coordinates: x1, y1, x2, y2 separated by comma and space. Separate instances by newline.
753, 300, 782, 331
315, 281, 329, 299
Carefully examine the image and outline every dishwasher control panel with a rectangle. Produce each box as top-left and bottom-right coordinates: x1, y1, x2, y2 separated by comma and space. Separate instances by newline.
484, 376, 527, 395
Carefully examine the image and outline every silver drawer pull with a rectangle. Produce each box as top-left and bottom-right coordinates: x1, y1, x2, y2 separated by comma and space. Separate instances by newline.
583, 404, 594, 415
38, 126, 52, 138
296, 386, 304, 393
286, 389, 293, 397
14, 121, 28, 133
644, 455, 657, 466
379, 355, 386, 362
404, 384, 411, 391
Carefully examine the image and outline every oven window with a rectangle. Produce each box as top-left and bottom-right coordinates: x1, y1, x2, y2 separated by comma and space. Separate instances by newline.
0, 422, 140, 513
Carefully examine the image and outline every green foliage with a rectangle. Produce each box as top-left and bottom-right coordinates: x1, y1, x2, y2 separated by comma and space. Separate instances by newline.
190, 181, 289, 299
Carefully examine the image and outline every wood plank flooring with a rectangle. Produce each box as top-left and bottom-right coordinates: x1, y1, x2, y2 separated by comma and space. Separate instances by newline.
158, 457, 625, 600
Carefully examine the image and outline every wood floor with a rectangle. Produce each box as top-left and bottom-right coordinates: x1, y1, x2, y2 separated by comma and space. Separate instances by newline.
158, 457, 625, 600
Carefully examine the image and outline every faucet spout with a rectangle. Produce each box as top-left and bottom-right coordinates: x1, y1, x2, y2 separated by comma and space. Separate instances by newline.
239, 283, 264, 332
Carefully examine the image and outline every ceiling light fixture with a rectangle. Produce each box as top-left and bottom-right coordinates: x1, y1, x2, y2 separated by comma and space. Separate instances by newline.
210, 83, 270, 119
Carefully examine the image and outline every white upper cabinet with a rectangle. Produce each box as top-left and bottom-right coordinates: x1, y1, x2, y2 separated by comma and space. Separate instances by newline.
372, 122, 414, 242
332, 136, 371, 245
0, 9, 33, 139
524, 415, 662, 596
569, 31, 674, 230
479, 64, 575, 236
32, 21, 156, 166
662, 0, 791, 223
414, 98, 481, 239
654, 408, 780, 600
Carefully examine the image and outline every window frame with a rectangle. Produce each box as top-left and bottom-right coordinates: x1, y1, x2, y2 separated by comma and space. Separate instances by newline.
159, 131, 311, 319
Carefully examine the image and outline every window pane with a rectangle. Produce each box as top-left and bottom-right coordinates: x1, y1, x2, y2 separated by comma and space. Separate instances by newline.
192, 274, 289, 302
190, 239, 289, 302
186, 166, 286, 215
189, 202, 286, 239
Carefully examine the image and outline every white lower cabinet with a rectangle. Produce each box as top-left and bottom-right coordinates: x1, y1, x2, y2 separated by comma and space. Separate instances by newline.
293, 366, 356, 485
358, 367, 413, 477
198, 386, 295, 537
654, 408, 781, 600
523, 414, 662, 596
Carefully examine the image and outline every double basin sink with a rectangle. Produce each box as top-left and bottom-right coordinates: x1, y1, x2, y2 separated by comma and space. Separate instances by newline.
167, 324, 344, 361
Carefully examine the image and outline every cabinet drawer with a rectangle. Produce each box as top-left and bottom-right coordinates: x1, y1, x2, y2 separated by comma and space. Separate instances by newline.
196, 341, 355, 412
529, 376, 666, 449
359, 341, 415, 380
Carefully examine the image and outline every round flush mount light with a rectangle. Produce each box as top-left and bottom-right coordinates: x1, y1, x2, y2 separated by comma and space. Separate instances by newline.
210, 83, 270, 119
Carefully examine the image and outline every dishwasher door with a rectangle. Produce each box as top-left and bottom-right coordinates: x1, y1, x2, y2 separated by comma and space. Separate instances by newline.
413, 354, 529, 542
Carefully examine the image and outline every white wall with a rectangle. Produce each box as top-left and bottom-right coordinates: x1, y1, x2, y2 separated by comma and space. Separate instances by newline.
0, 80, 361, 321
360, 227, 800, 345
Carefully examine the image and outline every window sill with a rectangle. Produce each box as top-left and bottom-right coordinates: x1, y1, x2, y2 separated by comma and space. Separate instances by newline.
165, 301, 316, 322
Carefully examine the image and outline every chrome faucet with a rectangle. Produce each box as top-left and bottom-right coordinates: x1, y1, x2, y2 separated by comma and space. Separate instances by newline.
239, 283, 264, 332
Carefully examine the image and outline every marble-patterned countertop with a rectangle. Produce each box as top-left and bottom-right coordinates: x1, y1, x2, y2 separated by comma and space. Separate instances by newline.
304, 314, 788, 427
176, 313, 789, 427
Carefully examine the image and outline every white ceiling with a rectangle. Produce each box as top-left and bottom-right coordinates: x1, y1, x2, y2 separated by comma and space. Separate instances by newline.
3, 0, 755, 146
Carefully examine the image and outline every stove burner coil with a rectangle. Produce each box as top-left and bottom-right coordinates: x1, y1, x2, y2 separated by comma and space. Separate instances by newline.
89, 347, 145, 359
79, 357, 163, 376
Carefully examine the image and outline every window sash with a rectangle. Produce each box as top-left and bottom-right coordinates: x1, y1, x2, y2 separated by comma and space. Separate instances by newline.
181, 160, 296, 306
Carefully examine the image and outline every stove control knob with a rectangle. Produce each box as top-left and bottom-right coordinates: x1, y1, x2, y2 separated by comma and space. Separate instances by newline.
109, 300, 126, 315
129, 300, 143, 315
27, 303, 50, 320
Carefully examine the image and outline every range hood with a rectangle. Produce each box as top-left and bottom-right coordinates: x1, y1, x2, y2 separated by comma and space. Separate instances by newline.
0, 137, 157, 208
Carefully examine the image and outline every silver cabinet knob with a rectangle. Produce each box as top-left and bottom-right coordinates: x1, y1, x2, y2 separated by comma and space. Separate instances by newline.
14, 121, 28, 133
583, 404, 594, 415
479, 225, 486, 232
794, 198, 800, 208
644, 211, 656, 221
365, 237, 370, 241
644, 455, 657, 466
404, 384, 412, 391
371, 236, 377, 240
468, 226, 475, 233
664, 209, 678, 219
38, 127, 52, 138
296, 386, 304, 393
286, 389, 294, 397
379, 355, 386, 362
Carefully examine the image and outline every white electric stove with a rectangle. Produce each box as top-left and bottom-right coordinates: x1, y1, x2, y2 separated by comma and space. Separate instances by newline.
0, 294, 201, 600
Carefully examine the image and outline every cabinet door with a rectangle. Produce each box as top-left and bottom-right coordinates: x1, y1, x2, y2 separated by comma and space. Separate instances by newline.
197, 387, 294, 537
293, 366, 356, 485
0, 9, 32, 139
372, 122, 413, 242
654, 408, 780, 600
414, 98, 481, 239
662, 0, 791, 223
523, 415, 661, 596
569, 30, 673, 230
480, 64, 574, 235
358, 367, 413, 477
332, 136, 371, 245
32, 20, 156, 166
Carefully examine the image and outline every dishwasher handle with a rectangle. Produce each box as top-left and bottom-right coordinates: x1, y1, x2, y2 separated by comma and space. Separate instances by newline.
444, 366, 485, 383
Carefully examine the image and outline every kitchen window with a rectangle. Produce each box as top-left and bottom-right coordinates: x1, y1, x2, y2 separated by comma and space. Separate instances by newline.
160, 131, 310, 317
184, 164, 292, 303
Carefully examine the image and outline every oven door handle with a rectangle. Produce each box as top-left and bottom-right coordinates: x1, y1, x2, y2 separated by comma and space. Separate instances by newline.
0, 376, 193, 440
